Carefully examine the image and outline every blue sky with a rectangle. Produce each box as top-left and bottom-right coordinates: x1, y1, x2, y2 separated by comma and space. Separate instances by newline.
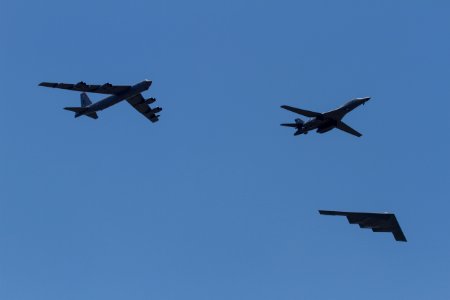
1, 1, 450, 299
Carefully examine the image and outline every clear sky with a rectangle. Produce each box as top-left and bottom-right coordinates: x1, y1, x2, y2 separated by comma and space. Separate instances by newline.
1, 1, 450, 299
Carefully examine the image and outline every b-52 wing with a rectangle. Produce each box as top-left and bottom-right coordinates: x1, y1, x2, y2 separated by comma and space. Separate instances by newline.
39, 81, 130, 95
280, 105, 323, 118
126, 94, 162, 123
319, 210, 407, 242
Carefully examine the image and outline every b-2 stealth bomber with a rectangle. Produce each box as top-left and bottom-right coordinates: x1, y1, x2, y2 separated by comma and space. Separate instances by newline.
319, 210, 407, 242
39, 80, 162, 122
281, 97, 370, 137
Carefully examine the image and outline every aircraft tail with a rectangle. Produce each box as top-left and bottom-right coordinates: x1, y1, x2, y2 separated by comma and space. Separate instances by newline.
80, 93, 92, 107
85, 112, 99, 119
64, 107, 98, 119
63, 93, 98, 119
64, 107, 85, 113
280, 123, 298, 128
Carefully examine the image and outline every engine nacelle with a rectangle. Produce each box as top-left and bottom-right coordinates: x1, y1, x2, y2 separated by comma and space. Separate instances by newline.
295, 118, 305, 129
295, 118, 304, 126
317, 125, 334, 134
145, 97, 156, 104
74, 81, 87, 88
101, 83, 112, 89
151, 107, 162, 114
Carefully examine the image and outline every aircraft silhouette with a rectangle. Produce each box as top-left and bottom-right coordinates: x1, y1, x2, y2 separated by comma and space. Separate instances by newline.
39, 80, 161, 122
281, 97, 370, 136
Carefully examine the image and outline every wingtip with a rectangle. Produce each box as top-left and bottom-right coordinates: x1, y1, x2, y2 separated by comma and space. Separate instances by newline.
39, 82, 57, 88
394, 234, 408, 242
318, 210, 341, 216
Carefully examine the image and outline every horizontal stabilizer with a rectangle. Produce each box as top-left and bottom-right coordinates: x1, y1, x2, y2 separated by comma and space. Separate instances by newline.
64, 107, 85, 113
280, 123, 298, 128
64, 107, 98, 119
85, 112, 99, 119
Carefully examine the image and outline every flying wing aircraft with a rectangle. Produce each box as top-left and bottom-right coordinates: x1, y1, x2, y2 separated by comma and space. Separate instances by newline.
39, 80, 162, 122
280, 97, 370, 137
319, 210, 407, 242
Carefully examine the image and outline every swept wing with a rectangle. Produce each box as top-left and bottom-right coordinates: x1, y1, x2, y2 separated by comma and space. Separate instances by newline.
39, 81, 130, 95
336, 121, 362, 137
319, 210, 407, 242
126, 94, 162, 123
280, 105, 322, 118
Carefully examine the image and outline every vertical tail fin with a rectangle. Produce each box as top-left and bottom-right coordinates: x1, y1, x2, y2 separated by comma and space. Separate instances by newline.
80, 93, 92, 107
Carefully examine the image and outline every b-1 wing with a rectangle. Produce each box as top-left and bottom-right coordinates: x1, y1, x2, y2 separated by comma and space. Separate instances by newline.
319, 210, 407, 242
126, 94, 162, 123
280, 105, 323, 118
336, 121, 362, 137
39, 81, 130, 95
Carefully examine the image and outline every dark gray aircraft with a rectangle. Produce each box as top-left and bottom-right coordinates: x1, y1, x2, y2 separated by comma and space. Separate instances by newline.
281, 97, 370, 136
319, 210, 407, 242
39, 80, 162, 122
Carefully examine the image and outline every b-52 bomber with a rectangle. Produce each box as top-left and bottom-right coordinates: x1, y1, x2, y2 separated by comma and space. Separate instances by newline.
39, 80, 162, 122
281, 97, 370, 137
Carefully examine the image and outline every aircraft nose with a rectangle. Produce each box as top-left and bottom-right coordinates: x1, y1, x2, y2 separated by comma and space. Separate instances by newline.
358, 97, 371, 104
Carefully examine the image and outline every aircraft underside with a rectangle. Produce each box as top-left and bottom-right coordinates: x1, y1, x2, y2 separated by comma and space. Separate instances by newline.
316, 121, 336, 134
281, 99, 369, 137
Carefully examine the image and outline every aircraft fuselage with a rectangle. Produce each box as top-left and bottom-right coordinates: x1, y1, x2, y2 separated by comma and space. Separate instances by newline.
296, 97, 370, 135
77, 80, 152, 117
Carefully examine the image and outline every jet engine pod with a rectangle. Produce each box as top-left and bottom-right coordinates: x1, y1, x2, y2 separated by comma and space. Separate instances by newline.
101, 83, 112, 89
316, 125, 334, 134
295, 118, 304, 126
151, 107, 162, 114
145, 97, 156, 105
74, 81, 87, 88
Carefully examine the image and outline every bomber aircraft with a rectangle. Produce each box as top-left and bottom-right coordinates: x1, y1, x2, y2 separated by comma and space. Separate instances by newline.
39, 80, 162, 122
319, 210, 407, 242
280, 97, 370, 137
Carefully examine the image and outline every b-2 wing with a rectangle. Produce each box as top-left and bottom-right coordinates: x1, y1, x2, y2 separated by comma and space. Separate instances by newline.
319, 210, 407, 242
